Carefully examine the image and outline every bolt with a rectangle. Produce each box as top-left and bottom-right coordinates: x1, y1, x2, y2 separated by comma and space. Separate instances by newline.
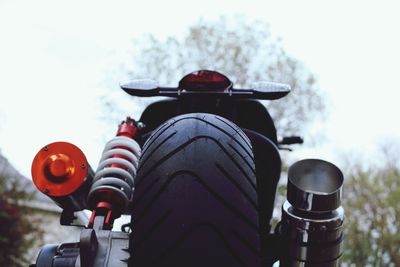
44, 146, 48, 151
81, 163, 86, 169
136, 121, 146, 129
44, 188, 49, 194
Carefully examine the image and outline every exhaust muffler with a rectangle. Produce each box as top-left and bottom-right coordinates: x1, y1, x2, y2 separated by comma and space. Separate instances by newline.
279, 159, 344, 267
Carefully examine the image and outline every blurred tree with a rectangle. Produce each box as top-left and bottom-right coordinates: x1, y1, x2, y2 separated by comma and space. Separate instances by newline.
109, 16, 326, 139
342, 156, 400, 266
0, 177, 42, 267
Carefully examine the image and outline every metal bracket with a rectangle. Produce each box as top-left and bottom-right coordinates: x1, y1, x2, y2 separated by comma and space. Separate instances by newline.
80, 229, 98, 267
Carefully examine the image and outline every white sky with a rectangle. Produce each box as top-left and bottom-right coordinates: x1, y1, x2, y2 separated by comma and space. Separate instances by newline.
0, 0, 399, 177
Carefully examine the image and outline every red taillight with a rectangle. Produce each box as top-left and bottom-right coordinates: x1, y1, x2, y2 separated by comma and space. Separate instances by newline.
32, 142, 88, 197
179, 70, 232, 91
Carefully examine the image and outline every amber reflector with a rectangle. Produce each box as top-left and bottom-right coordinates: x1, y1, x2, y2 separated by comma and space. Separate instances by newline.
32, 142, 88, 197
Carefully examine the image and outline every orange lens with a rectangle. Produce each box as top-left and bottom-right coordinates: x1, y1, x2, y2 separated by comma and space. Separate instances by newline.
32, 142, 88, 197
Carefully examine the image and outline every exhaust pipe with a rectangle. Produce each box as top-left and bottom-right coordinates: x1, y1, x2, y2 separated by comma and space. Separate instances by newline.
280, 159, 344, 267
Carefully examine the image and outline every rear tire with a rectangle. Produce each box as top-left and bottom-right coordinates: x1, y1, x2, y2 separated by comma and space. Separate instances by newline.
129, 113, 261, 267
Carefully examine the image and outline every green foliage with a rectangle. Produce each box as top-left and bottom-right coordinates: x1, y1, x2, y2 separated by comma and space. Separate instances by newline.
0, 177, 43, 267
110, 15, 326, 138
343, 163, 400, 266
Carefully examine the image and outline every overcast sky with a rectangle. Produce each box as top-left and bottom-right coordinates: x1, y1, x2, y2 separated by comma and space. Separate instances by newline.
0, 0, 399, 177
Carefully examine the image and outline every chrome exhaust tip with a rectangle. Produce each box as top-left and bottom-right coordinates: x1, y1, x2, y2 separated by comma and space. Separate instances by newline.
287, 159, 343, 212
280, 159, 345, 266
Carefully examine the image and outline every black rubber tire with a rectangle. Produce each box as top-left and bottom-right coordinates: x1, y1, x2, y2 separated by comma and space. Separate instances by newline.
129, 113, 261, 267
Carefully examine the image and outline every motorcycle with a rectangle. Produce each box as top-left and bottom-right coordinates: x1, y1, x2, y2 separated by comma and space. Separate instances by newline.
30, 70, 344, 267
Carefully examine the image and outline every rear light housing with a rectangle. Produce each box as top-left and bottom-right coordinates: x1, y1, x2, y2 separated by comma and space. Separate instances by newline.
179, 70, 232, 91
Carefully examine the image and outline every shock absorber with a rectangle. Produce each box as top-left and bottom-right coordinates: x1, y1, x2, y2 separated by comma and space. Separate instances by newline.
87, 117, 141, 229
